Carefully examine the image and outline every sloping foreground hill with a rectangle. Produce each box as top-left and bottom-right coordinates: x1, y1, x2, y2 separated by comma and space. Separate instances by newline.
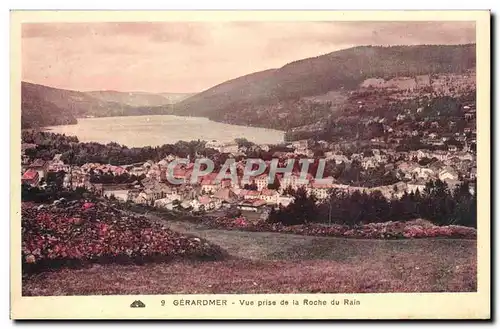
21, 201, 226, 274
23, 225, 476, 294
22, 202, 476, 295
175, 44, 476, 126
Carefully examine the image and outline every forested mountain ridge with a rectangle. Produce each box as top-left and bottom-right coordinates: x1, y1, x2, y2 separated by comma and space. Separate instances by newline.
175, 44, 476, 130
21, 44, 475, 130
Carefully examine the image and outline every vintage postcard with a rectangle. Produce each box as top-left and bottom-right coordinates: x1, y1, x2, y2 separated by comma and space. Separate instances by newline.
10, 10, 490, 319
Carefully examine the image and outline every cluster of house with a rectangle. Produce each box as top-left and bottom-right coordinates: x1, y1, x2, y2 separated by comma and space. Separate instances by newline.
85, 147, 474, 213
205, 140, 240, 154
21, 103, 477, 213
21, 154, 87, 189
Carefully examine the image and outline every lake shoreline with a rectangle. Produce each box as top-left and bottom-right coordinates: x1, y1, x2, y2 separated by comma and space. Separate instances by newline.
43, 114, 285, 148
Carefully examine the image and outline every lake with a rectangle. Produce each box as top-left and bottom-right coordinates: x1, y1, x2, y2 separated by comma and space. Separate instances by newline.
45, 115, 285, 147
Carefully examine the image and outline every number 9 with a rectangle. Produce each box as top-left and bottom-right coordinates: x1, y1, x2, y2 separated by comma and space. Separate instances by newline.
161, 300, 165, 306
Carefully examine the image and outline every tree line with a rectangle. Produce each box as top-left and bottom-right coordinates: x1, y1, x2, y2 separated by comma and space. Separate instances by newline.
22, 131, 297, 168
269, 178, 476, 228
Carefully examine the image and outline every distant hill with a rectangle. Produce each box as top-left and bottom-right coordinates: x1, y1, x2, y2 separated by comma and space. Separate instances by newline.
158, 92, 195, 104
21, 83, 77, 129
86, 90, 194, 107
175, 69, 278, 117
21, 44, 475, 130
21, 82, 180, 128
175, 44, 476, 129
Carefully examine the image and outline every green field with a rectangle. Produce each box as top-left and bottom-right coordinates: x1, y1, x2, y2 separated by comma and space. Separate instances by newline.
23, 218, 476, 295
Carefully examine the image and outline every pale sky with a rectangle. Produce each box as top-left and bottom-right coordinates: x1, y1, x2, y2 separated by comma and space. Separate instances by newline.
22, 21, 475, 93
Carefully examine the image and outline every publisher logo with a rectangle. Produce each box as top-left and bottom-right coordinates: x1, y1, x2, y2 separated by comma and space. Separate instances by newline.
130, 300, 146, 308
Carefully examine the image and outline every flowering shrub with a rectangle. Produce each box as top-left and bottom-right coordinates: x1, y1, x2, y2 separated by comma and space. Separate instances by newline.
22, 201, 225, 273
81, 202, 95, 211
233, 217, 248, 227
195, 216, 476, 240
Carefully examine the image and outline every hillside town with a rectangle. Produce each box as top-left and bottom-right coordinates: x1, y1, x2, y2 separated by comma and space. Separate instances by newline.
21, 98, 476, 219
